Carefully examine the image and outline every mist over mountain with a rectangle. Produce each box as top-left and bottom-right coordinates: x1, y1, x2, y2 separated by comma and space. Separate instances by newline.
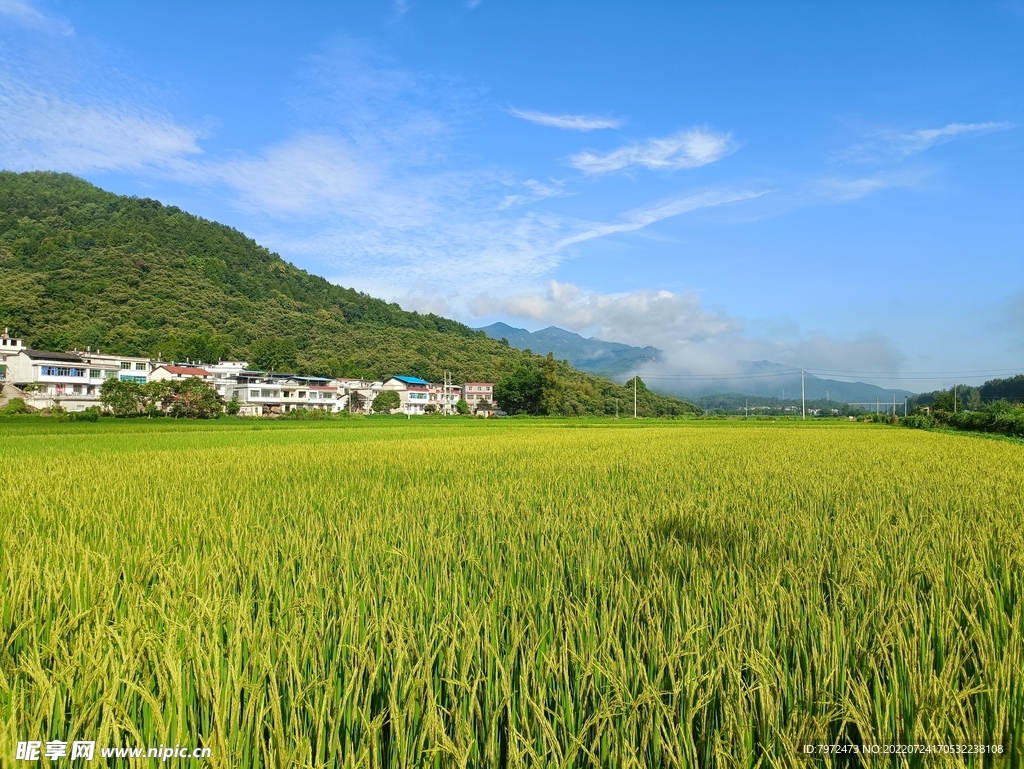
651, 359, 915, 405
480, 324, 916, 403
477, 322, 661, 378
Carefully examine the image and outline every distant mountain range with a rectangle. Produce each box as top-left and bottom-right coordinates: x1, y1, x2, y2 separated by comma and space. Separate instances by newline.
477, 323, 915, 403
477, 322, 661, 378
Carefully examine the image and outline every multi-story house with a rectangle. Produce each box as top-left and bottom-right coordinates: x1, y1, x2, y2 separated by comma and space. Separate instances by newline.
335, 379, 382, 414
462, 382, 498, 414
225, 370, 339, 415
382, 376, 431, 414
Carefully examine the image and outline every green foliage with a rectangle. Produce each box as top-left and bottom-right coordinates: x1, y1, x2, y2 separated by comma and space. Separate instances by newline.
100, 378, 142, 417
280, 407, 332, 421
250, 337, 298, 373
455, 398, 469, 415
61, 406, 101, 422
903, 399, 1024, 438
167, 377, 224, 419
0, 171, 698, 418
539, 352, 562, 416
100, 376, 222, 418
0, 397, 33, 415
372, 390, 401, 413
226, 396, 241, 416
495, 365, 543, 415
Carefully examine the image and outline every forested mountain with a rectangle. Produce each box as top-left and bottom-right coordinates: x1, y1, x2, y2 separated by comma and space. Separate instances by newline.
477, 322, 662, 378
0, 171, 698, 416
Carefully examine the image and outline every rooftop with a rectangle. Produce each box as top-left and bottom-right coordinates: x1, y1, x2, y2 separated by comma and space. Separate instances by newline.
391, 375, 430, 385
159, 365, 212, 376
22, 349, 85, 363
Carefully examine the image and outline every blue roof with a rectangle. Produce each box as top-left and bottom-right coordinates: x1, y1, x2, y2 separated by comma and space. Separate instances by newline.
392, 375, 430, 385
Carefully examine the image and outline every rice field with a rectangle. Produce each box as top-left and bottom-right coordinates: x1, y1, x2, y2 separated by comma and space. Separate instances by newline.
0, 417, 1021, 767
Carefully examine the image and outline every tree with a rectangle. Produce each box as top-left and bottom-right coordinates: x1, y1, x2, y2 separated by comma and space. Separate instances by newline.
226, 396, 241, 415
141, 380, 173, 416
455, 399, 470, 415
495, 365, 542, 415
100, 378, 143, 417
539, 352, 562, 416
348, 391, 366, 413
250, 337, 298, 373
168, 377, 224, 419
475, 399, 493, 413
372, 390, 401, 413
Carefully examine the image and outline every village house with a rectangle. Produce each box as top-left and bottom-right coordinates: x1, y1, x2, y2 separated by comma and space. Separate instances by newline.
0, 329, 154, 412
462, 382, 498, 414
149, 364, 214, 383
335, 379, 383, 414
382, 376, 432, 414
2, 330, 504, 418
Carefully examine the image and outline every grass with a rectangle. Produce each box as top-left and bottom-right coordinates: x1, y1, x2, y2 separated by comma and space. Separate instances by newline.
0, 417, 1021, 767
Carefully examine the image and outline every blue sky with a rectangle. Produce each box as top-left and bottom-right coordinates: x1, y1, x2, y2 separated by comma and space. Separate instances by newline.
1, 1, 1021, 390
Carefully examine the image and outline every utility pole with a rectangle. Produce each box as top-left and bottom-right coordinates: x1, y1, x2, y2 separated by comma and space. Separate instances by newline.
633, 374, 637, 419
801, 369, 806, 420
893, 393, 896, 417
904, 397, 908, 417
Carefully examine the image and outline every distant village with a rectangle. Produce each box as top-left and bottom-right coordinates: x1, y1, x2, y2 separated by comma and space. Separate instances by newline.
0, 329, 498, 416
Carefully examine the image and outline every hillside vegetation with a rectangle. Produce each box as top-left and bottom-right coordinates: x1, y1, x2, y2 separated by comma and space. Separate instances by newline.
0, 171, 697, 416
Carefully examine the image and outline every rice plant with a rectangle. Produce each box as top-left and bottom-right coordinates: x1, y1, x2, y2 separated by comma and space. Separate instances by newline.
0, 419, 1021, 766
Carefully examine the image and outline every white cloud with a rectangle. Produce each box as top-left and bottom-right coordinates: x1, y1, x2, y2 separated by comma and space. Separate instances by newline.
0, 81, 202, 173
555, 189, 764, 249
197, 135, 377, 216
814, 171, 925, 201
568, 127, 735, 174
472, 281, 742, 348
508, 107, 622, 131
841, 121, 1013, 162
0, 0, 73, 35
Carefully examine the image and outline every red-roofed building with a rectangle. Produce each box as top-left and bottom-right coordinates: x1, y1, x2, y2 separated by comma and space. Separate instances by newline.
150, 365, 214, 383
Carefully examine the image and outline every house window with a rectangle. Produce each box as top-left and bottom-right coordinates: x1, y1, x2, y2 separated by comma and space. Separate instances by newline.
120, 362, 131, 370
41, 366, 86, 377
89, 369, 101, 379
104, 370, 117, 379
72, 385, 82, 394
250, 390, 259, 398
135, 362, 146, 371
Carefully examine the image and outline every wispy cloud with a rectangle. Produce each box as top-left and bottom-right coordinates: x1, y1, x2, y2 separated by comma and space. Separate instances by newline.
841, 121, 1013, 162
508, 107, 622, 131
0, 81, 202, 173
0, 0, 73, 35
556, 189, 764, 248
568, 127, 735, 174
814, 170, 926, 201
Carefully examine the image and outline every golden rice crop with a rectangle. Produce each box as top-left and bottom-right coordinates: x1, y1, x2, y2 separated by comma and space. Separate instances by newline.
0, 418, 1021, 767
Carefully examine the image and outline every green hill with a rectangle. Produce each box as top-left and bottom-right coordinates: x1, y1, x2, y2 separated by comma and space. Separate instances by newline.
0, 171, 698, 416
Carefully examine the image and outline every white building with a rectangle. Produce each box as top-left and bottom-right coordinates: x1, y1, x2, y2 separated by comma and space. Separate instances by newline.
335, 379, 382, 414
382, 376, 431, 414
